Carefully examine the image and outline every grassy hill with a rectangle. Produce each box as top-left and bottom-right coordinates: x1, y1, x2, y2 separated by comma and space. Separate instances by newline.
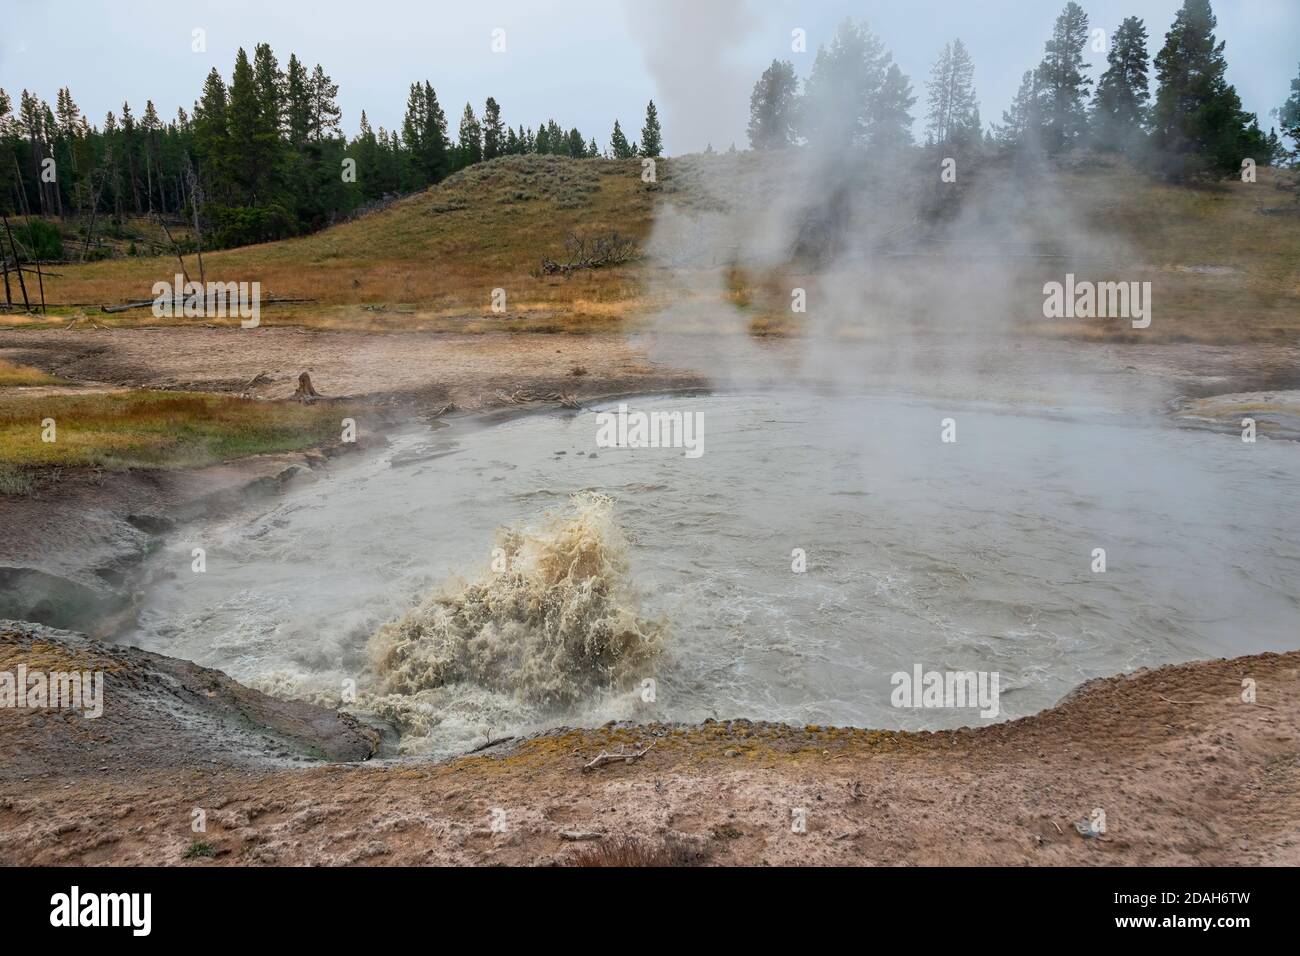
4, 152, 1298, 343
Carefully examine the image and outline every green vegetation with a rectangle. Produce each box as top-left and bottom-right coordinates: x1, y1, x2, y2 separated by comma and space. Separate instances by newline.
0, 46, 662, 253
183, 840, 216, 860
746, 1, 1288, 173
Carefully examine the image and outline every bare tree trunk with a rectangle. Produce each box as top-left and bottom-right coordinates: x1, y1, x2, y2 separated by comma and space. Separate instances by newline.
1, 249, 12, 309
186, 162, 206, 285
2, 214, 32, 312
156, 213, 191, 287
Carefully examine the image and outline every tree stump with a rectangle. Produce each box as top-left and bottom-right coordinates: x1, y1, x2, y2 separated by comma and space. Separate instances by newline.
293, 372, 321, 403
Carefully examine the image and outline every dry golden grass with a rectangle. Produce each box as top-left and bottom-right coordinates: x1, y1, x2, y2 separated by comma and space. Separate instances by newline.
0, 359, 65, 387
5, 154, 1297, 344
17, 155, 664, 331
0, 390, 352, 470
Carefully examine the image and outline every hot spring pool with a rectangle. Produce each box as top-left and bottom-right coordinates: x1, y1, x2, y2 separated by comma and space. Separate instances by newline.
124, 392, 1300, 757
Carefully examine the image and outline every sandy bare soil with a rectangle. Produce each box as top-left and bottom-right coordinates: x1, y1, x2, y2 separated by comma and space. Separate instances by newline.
2, 640, 1295, 866
4, 327, 1299, 411
0, 328, 706, 409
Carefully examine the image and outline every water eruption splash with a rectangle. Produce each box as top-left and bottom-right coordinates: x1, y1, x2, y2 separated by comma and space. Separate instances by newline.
364, 492, 664, 745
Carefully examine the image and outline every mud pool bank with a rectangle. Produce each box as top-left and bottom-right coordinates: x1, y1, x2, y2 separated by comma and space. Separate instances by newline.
2, 636, 1296, 866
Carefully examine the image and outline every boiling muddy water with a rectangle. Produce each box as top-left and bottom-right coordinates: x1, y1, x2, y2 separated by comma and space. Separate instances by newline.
126, 393, 1300, 757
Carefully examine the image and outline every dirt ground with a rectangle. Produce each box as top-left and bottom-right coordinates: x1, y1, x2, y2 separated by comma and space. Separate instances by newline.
0, 327, 706, 409
2, 645, 1295, 866
3, 325, 1298, 410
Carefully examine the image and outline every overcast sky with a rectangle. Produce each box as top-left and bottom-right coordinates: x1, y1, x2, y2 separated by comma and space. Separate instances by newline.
2, 0, 1295, 153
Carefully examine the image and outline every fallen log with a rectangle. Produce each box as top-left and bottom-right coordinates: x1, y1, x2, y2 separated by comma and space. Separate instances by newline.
582, 740, 655, 772
100, 295, 317, 314
101, 299, 157, 314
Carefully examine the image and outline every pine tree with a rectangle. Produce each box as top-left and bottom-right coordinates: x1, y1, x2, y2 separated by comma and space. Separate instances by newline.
252, 43, 283, 134
308, 64, 341, 142
609, 119, 633, 159
50, 87, 82, 212
54, 87, 80, 135
804, 20, 882, 149
747, 59, 799, 149
119, 100, 142, 213
1035, 2, 1092, 154
193, 67, 230, 201
1280, 61, 1300, 154
800, 19, 894, 150
418, 84, 448, 181
545, 120, 565, 155
869, 63, 916, 151
1152, 0, 1261, 179
482, 97, 504, 160
639, 100, 663, 157
226, 49, 265, 201
250, 43, 285, 196
1092, 17, 1150, 153
587, 137, 599, 158
400, 82, 426, 182
284, 55, 312, 149
141, 99, 162, 213
351, 110, 381, 200
996, 70, 1043, 148
926, 40, 978, 150
458, 103, 482, 166
566, 127, 585, 157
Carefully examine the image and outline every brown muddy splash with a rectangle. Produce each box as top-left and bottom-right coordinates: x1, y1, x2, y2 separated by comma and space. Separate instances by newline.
365, 493, 664, 743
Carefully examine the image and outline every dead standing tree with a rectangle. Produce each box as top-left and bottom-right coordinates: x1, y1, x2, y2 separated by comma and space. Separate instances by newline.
1, 214, 32, 312
184, 159, 206, 287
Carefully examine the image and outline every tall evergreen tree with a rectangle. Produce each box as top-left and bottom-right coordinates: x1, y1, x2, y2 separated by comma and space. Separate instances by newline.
1280, 61, 1300, 154
1092, 17, 1151, 153
420, 83, 449, 178
308, 64, 341, 142
925, 39, 979, 149
252, 43, 283, 133
1152, 0, 1264, 179
141, 99, 162, 213
1034, 2, 1092, 153
639, 100, 663, 157
482, 97, 504, 160
226, 48, 266, 201
802, 19, 888, 149
457, 103, 482, 166
284, 54, 313, 149
800, 18, 908, 153
545, 119, 565, 155
609, 119, 633, 158
193, 67, 230, 202
747, 58, 799, 150
996, 70, 1043, 148
869, 63, 917, 151
565, 127, 585, 157
119, 100, 142, 213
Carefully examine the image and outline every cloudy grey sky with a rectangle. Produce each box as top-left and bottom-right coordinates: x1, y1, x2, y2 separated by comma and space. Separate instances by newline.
2, 0, 1295, 153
